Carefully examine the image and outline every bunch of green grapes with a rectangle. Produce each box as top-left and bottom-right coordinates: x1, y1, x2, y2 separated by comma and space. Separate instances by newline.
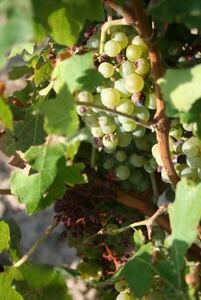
75, 30, 157, 188
152, 121, 201, 183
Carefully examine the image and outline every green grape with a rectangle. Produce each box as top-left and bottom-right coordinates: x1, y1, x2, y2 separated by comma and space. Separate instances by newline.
116, 98, 134, 114
126, 44, 142, 61
116, 165, 130, 180
98, 62, 114, 78
161, 167, 170, 183
175, 163, 186, 176
103, 158, 114, 170
91, 126, 104, 138
152, 144, 164, 166
114, 78, 131, 97
125, 73, 144, 93
114, 280, 128, 292
92, 94, 102, 113
104, 40, 121, 57
118, 115, 131, 124
77, 90, 93, 103
132, 35, 148, 53
83, 112, 98, 127
101, 123, 116, 134
135, 107, 150, 121
117, 131, 132, 147
101, 88, 120, 108
169, 127, 183, 140
183, 123, 194, 132
198, 168, 201, 179
129, 169, 143, 184
144, 158, 157, 173
116, 150, 127, 162
116, 292, 131, 300
135, 137, 150, 151
134, 177, 149, 192
119, 61, 135, 78
186, 155, 201, 169
129, 153, 146, 167
182, 137, 200, 157
102, 133, 118, 150
132, 126, 146, 138
98, 114, 112, 126
147, 93, 156, 110
135, 58, 150, 76
112, 31, 128, 49
180, 167, 198, 180
122, 120, 137, 132
172, 139, 184, 153
87, 36, 100, 49
76, 105, 89, 116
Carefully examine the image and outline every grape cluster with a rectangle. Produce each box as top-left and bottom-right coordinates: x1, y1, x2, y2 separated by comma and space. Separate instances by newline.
75, 30, 157, 189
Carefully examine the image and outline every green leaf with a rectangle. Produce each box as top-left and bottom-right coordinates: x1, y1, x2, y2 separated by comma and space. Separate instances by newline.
0, 0, 33, 68
34, 62, 52, 86
53, 52, 104, 93
113, 243, 153, 297
0, 268, 23, 300
133, 229, 145, 251
32, 0, 104, 46
9, 42, 34, 59
40, 87, 79, 137
3, 218, 22, 261
159, 64, 201, 112
16, 263, 72, 300
0, 221, 10, 253
13, 110, 46, 152
0, 97, 13, 130
166, 179, 201, 263
148, 0, 201, 29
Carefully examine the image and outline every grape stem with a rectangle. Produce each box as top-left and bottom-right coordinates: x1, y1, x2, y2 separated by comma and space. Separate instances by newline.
0, 189, 12, 195
99, 18, 129, 54
75, 101, 154, 129
103, 0, 179, 188
13, 220, 58, 268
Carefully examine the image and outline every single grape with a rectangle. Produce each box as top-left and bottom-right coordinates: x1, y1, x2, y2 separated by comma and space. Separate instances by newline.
103, 158, 114, 170
114, 280, 128, 292
147, 93, 156, 110
116, 165, 130, 180
131, 92, 146, 107
101, 88, 120, 108
112, 32, 128, 49
125, 73, 144, 93
132, 35, 148, 53
91, 126, 104, 138
102, 133, 118, 150
104, 40, 121, 57
169, 127, 183, 140
161, 167, 170, 183
98, 62, 114, 78
101, 123, 116, 134
132, 126, 146, 138
77, 90, 93, 103
116, 292, 131, 300
134, 107, 150, 122
126, 44, 142, 62
183, 123, 194, 132
144, 158, 157, 173
116, 150, 127, 162
180, 167, 198, 180
87, 36, 100, 49
117, 131, 132, 147
182, 137, 200, 157
152, 144, 164, 167
134, 58, 150, 76
83, 112, 98, 127
119, 61, 135, 78
114, 78, 131, 97
135, 137, 150, 151
129, 153, 146, 167
116, 98, 134, 114
122, 120, 137, 132
118, 115, 132, 124
172, 139, 184, 153
186, 155, 201, 169
98, 114, 112, 126
76, 105, 89, 116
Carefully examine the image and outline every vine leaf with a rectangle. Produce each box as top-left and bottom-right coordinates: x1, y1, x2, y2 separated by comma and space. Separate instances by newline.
0, 268, 23, 300
39, 86, 79, 137
10, 144, 87, 214
32, 0, 104, 46
166, 179, 201, 267
112, 243, 153, 297
53, 52, 104, 93
0, 221, 10, 253
0, 97, 13, 130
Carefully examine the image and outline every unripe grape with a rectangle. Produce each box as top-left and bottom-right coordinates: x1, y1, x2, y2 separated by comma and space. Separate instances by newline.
161, 167, 170, 183
91, 126, 104, 137
83, 113, 98, 127
98, 114, 112, 126
186, 155, 201, 169
104, 40, 121, 57
114, 78, 131, 97
98, 62, 114, 78
119, 61, 135, 78
126, 44, 142, 61
116, 98, 134, 114
135, 137, 150, 151
135, 58, 150, 76
87, 36, 100, 49
101, 123, 116, 134
180, 167, 198, 180
114, 280, 128, 292
77, 90, 93, 103
152, 144, 164, 166
132, 35, 148, 52
112, 32, 128, 49
132, 126, 146, 138
116, 293, 131, 300
101, 88, 120, 108
125, 73, 144, 93
116, 150, 127, 162
117, 131, 132, 147
169, 127, 183, 140
147, 93, 156, 110
122, 120, 137, 132
103, 158, 114, 170
102, 133, 118, 150
135, 107, 150, 122
116, 165, 130, 180
182, 137, 200, 157
129, 153, 146, 167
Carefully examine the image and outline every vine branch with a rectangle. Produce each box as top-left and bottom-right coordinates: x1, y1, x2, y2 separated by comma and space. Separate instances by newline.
103, 0, 179, 188
75, 101, 154, 129
13, 220, 58, 268
0, 189, 12, 195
